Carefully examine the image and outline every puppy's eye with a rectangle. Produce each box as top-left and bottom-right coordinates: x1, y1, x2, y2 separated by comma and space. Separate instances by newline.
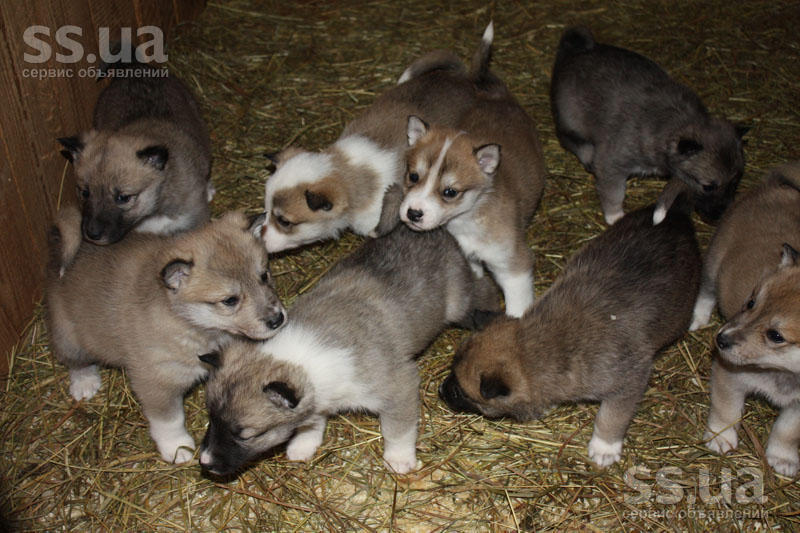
702, 183, 717, 193
221, 296, 240, 307
442, 187, 459, 199
260, 271, 270, 283
275, 215, 293, 228
745, 298, 755, 310
78, 186, 90, 199
408, 172, 420, 184
766, 329, 785, 344
114, 192, 134, 205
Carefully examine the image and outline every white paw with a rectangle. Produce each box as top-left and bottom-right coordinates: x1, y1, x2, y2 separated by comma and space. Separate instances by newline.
587, 435, 623, 467
604, 210, 624, 226
766, 443, 799, 477
69, 366, 101, 401
704, 427, 738, 455
383, 448, 419, 474
689, 294, 715, 331
155, 432, 195, 464
689, 316, 706, 332
286, 432, 322, 462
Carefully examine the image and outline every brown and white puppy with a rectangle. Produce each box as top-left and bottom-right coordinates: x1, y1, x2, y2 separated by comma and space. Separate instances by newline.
46, 208, 285, 463
693, 162, 800, 476
199, 225, 501, 477
551, 26, 747, 226
261, 24, 496, 253
59, 59, 212, 245
399, 50, 546, 317
440, 202, 701, 467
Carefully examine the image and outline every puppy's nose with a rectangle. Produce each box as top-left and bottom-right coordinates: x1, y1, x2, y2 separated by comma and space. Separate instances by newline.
265, 311, 285, 330
716, 331, 733, 350
407, 208, 423, 222
438, 374, 459, 402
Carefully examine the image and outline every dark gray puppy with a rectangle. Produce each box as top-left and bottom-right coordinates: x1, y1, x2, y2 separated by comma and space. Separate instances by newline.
550, 26, 747, 226
440, 200, 701, 467
198, 225, 500, 477
59, 58, 212, 244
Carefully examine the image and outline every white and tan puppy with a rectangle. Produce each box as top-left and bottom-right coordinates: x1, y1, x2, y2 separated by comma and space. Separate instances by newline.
261, 24, 497, 253
399, 48, 546, 317
694, 162, 800, 476
46, 208, 285, 463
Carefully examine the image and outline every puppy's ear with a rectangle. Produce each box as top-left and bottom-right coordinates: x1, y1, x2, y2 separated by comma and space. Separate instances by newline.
137, 145, 169, 170
263, 381, 300, 409
198, 352, 221, 370
407, 115, 429, 147
479, 374, 510, 400
248, 212, 267, 237
780, 243, 799, 269
305, 189, 333, 212
58, 136, 84, 163
474, 144, 501, 175
735, 124, 751, 139
161, 259, 193, 290
676, 138, 703, 157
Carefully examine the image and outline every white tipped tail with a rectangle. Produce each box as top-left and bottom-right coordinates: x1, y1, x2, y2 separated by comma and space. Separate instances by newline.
482, 21, 494, 46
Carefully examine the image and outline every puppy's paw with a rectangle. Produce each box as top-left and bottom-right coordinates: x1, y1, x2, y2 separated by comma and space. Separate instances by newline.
766, 442, 799, 477
156, 433, 195, 464
587, 435, 623, 467
69, 366, 101, 401
704, 427, 738, 455
286, 432, 322, 462
383, 448, 419, 474
604, 210, 624, 226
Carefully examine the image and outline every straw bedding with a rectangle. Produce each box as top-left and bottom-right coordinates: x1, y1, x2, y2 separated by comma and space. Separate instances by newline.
2, 0, 800, 530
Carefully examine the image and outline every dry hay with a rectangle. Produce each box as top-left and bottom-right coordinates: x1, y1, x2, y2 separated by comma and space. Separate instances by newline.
3, 0, 800, 531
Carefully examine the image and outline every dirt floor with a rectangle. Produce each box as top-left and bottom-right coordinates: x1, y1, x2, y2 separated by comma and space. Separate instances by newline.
3, 0, 800, 531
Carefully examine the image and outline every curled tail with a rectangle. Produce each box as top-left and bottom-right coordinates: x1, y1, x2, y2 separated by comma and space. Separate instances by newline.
555, 26, 595, 64
48, 205, 83, 278
397, 50, 466, 85
653, 177, 694, 225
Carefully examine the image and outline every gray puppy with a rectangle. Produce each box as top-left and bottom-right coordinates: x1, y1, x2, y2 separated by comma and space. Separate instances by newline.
440, 201, 701, 467
199, 225, 500, 476
59, 58, 212, 244
46, 209, 284, 463
550, 26, 747, 226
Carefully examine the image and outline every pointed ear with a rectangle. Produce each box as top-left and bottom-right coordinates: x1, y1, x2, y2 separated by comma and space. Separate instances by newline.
474, 144, 501, 175
479, 374, 510, 400
407, 115, 429, 147
137, 145, 169, 170
676, 138, 703, 157
198, 352, 221, 369
58, 136, 84, 163
305, 189, 333, 212
248, 212, 267, 237
263, 381, 299, 409
161, 259, 193, 290
735, 124, 751, 139
780, 243, 799, 269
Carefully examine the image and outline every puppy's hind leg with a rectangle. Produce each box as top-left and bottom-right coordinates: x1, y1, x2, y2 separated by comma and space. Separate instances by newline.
50, 326, 102, 401
132, 375, 195, 464
380, 368, 420, 474
704, 359, 746, 455
588, 382, 647, 467
593, 159, 628, 225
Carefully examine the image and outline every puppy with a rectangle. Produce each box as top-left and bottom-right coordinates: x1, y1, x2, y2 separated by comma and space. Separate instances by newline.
46, 208, 285, 463
550, 26, 747, 225
399, 50, 546, 317
58, 58, 213, 244
440, 201, 701, 467
692, 162, 800, 476
198, 225, 500, 476
261, 24, 496, 253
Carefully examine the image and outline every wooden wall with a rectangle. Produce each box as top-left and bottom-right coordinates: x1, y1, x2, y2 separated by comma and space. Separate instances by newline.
0, 0, 205, 377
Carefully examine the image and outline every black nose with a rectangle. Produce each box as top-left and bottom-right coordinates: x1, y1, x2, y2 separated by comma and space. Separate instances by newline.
266, 311, 285, 330
407, 208, 423, 222
716, 331, 732, 350
438, 374, 459, 402
84, 224, 104, 241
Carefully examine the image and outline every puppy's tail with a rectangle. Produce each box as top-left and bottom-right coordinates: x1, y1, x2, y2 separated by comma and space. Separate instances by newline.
766, 160, 800, 192
48, 204, 83, 279
653, 177, 694, 225
556, 26, 595, 63
397, 50, 466, 85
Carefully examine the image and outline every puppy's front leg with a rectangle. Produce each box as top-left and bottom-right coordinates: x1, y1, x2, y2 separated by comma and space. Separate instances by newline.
380, 373, 420, 474
132, 376, 195, 464
286, 414, 327, 462
594, 158, 628, 225
689, 272, 717, 331
765, 404, 800, 477
588, 384, 646, 467
704, 359, 746, 455
489, 243, 535, 318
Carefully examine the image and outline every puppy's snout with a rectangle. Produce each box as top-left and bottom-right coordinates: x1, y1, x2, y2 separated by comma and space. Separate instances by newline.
438, 374, 461, 402
406, 208, 424, 223
716, 331, 733, 350
265, 311, 285, 330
